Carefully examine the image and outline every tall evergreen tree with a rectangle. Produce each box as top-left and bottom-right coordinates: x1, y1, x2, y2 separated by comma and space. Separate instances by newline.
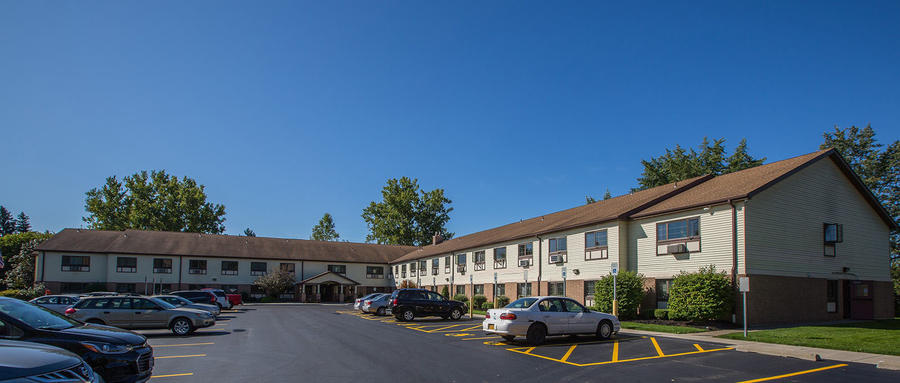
243, 228, 256, 237
311, 213, 340, 241
603, 189, 612, 200
0, 207, 14, 235
14, 212, 31, 233
636, 137, 765, 190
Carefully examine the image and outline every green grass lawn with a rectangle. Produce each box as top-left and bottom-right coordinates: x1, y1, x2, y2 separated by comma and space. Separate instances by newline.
619, 321, 709, 334
717, 319, 900, 356
472, 309, 486, 316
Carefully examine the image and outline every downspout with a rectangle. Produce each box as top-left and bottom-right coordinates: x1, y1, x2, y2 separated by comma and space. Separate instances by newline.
536, 235, 542, 296
729, 200, 738, 283
178, 255, 183, 289
39, 251, 46, 284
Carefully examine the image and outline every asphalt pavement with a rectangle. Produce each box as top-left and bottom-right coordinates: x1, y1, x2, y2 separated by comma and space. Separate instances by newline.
139, 304, 900, 382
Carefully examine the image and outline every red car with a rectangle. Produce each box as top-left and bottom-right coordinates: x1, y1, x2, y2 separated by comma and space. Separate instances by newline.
226, 293, 242, 307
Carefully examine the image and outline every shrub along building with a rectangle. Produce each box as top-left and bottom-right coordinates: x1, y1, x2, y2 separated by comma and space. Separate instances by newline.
34, 149, 896, 324
390, 149, 897, 325
34, 229, 415, 302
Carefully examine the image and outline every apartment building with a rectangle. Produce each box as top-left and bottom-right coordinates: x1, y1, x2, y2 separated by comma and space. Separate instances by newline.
391, 149, 897, 324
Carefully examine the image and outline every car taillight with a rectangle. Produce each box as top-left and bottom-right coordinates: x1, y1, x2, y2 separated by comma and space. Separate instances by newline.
365, 300, 371, 304
65, 308, 77, 315
485, 313, 490, 319
392, 298, 398, 305
499, 313, 517, 320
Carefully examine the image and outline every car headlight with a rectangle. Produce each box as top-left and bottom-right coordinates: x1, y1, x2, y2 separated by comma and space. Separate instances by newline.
81, 342, 133, 354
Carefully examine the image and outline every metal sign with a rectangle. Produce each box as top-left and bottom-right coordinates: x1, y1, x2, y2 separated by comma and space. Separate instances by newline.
739, 277, 750, 292
469, 275, 473, 283
523, 270, 528, 282
493, 272, 497, 284
610, 262, 619, 275
561, 267, 567, 279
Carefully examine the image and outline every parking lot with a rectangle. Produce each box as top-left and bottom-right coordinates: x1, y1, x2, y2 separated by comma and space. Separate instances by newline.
142, 304, 900, 382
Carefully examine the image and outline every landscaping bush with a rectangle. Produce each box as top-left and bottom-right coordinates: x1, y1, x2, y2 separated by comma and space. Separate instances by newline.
0, 283, 46, 300
653, 309, 669, 320
668, 265, 733, 321
440, 286, 450, 298
481, 301, 494, 310
453, 294, 468, 303
260, 296, 278, 303
472, 294, 487, 309
496, 295, 510, 307
253, 270, 296, 298
594, 270, 645, 320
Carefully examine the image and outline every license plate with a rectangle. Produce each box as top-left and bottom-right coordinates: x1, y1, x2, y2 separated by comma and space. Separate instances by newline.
488, 324, 494, 330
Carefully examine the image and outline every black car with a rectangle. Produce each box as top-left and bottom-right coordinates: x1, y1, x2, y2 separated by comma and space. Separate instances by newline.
0, 339, 101, 383
0, 297, 152, 383
389, 289, 467, 321
170, 290, 218, 306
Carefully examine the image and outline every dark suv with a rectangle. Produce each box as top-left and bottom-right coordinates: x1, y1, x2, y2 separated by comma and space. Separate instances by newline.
389, 289, 467, 321
171, 290, 217, 306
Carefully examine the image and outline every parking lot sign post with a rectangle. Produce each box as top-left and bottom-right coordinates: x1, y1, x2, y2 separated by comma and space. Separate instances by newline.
561, 267, 567, 297
469, 274, 474, 318
739, 276, 750, 337
610, 262, 619, 317
493, 272, 498, 308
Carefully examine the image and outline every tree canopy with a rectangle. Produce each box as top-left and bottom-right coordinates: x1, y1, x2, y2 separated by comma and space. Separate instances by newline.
83, 170, 226, 234
243, 228, 256, 237
311, 213, 340, 241
0, 207, 15, 235
636, 138, 765, 190
14, 213, 30, 233
362, 177, 454, 246
820, 124, 899, 260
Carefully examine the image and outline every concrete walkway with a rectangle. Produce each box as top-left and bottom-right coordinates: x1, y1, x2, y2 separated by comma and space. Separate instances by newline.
621, 328, 900, 370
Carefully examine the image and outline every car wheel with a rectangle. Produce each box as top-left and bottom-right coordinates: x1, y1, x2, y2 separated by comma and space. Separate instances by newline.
449, 308, 462, 320
502, 335, 516, 342
402, 309, 415, 321
526, 323, 547, 346
376, 307, 385, 316
171, 318, 194, 336
596, 320, 613, 340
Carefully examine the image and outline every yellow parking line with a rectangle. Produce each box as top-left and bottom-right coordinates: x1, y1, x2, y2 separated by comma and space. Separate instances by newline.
155, 354, 206, 359
651, 337, 665, 356
152, 343, 214, 348
575, 347, 733, 367
612, 340, 619, 362
737, 364, 848, 383
524, 347, 536, 354
694, 344, 704, 351
151, 373, 194, 378
461, 336, 500, 341
560, 345, 577, 362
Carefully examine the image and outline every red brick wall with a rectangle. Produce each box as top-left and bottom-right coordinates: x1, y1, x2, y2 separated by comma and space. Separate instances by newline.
566, 279, 584, 304
873, 281, 896, 319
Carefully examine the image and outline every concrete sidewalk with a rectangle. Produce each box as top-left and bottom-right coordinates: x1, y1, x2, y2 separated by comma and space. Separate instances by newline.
621, 328, 900, 370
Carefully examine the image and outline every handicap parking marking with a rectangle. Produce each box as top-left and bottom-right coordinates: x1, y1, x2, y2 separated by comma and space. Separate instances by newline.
736, 364, 848, 383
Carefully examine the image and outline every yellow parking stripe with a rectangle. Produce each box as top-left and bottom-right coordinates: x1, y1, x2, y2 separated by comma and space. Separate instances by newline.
560, 345, 577, 362
694, 344, 704, 351
612, 340, 619, 362
651, 337, 664, 356
151, 343, 215, 348
524, 347, 536, 354
737, 364, 848, 383
461, 336, 500, 341
155, 354, 206, 359
151, 373, 194, 378
576, 347, 733, 367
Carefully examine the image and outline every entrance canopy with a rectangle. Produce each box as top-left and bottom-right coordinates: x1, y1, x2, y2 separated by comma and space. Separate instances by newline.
299, 271, 360, 286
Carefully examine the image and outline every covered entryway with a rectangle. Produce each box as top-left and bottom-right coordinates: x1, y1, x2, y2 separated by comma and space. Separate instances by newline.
299, 271, 360, 303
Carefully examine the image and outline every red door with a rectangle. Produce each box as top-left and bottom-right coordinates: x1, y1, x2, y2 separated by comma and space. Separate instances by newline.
850, 281, 874, 320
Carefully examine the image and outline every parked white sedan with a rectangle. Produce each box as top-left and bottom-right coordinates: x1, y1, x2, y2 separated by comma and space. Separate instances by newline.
483, 296, 620, 345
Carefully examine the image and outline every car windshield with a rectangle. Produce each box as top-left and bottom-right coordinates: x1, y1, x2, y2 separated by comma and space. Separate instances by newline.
170, 296, 192, 305
505, 298, 539, 309
0, 298, 80, 330
149, 298, 177, 309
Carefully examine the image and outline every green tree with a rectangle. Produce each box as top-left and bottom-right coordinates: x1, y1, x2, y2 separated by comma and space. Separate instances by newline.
820, 125, 899, 261
362, 177, 454, 246
311, 213, 340, 241
585, 195, 597, 204
636, 137, 765, 190
0, 207, 14, 235
14, 212, 30, 233
83, 170, 226, 234
440, 285, 450, 298
594, 271, 645, 319
603, 189, 612, 200
253, 270, 296, 298
243, 228, 256, 237
3, 238, 43, 289
0, 232, 53, 288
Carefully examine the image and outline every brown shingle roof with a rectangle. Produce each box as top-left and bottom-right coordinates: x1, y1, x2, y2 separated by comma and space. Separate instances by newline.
630, 149, 832, 218
36, 229, 417, 264
391, 175, 712, 263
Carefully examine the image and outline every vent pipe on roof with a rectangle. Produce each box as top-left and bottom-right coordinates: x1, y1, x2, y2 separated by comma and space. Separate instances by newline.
432, 232, 443, 246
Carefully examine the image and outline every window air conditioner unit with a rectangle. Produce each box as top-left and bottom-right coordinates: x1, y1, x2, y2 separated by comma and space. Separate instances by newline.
667, 243, 688, 254
549, 254, 564, 263
519, 259, 531, 267
457, 265, 466, 272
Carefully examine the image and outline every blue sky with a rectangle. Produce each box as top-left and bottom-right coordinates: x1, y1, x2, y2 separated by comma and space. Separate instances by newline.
1, 1, 898, 242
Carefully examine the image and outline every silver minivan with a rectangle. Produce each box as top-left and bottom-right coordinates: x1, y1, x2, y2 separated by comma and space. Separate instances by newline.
67, 296, 215, 336
29, 295, 82, 314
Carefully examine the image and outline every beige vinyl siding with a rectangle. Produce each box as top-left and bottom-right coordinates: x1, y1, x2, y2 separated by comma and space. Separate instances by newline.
41, 252, 109, 283
630, 204, 737, 279
747, 159, 891, 281
539, 222, 619, 283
